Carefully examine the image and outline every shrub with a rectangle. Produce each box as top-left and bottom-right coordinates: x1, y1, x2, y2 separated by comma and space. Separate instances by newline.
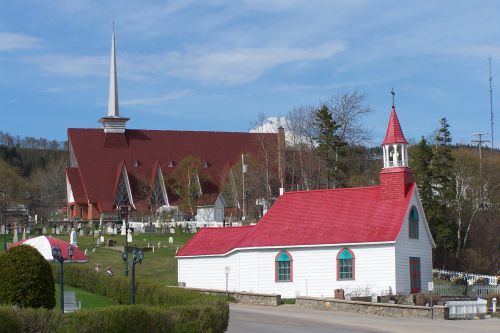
0, 245, 55, 309
51, 265, 229, 332
0, 304, 229, 333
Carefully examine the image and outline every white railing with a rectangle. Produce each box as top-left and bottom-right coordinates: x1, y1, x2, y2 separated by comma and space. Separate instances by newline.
433, 269, 497, 285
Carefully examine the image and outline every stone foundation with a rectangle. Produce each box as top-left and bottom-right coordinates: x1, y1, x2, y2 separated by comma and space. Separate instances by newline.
186, 287, 281, 306
296, 296, 447, 319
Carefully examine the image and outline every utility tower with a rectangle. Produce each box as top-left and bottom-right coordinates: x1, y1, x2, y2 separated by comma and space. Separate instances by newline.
489, 58, 494, 149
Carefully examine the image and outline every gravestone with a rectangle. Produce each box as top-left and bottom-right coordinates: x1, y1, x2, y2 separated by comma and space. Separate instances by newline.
169, 228, 175, 234
42, 226, 47, 235
121, 225, 126, 235
13, 227, 18, 243
22, 228, 26, 241
0, 225, 4, 234
168, 236, 173, 244
52, 227, 56, 234
100, 235, 104, 243
127, 230, 132, 243
55, 227, 60, 235
152, 245, 155, 253
96, 238, 101, 246
70, 228, 78, 247
79, 229, 85, 236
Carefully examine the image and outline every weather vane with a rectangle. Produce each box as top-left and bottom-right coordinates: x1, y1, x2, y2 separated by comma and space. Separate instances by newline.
391, 88, 395, 107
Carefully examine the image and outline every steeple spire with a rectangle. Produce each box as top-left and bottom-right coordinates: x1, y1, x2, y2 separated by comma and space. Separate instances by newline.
99, 23, 129, 134
108, 23, 119, 117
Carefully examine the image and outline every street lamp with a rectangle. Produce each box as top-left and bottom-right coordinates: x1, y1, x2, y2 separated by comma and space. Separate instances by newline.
119, 205, 131, 276
122, 248, 144, 304
52, 244, 73, 313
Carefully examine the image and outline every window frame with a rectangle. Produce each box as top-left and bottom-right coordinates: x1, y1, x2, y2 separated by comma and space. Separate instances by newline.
336, 248, 355, 281
275, 250, 293, 282
409, 206, 419, 239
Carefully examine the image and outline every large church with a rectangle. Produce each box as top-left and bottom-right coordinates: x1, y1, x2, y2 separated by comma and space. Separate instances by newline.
65, 31, 284, 224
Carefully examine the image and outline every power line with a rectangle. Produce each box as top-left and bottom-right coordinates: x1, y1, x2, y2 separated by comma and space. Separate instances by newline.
471, 132, 490, 180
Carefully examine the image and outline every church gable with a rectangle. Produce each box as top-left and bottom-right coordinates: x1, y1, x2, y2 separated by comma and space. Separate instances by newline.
113, 163, 134, 208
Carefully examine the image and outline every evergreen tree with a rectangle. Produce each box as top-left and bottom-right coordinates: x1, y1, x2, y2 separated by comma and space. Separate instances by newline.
429, 118, 456, 266
410, 137, 433, 208
314, 105, 346, 188
431, 118, 455, 205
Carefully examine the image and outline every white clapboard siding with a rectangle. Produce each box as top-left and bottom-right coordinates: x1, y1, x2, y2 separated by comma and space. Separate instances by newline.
395, 187, 434, 293
178, 243, 396, 298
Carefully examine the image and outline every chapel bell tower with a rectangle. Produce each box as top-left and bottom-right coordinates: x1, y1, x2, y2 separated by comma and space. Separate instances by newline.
379, 93, 414, 200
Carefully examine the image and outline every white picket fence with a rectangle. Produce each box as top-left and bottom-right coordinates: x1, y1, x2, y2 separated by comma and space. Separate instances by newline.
433, 269, 497, 286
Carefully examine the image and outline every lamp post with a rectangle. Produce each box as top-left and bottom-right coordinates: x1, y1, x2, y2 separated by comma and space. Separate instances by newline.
128, 248, 143, 304
52, 244, 73, 313
120, 205, 130, 276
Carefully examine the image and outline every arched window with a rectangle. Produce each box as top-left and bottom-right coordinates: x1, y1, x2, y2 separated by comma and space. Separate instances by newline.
337, 248, 355, 280
409, 206, 419, 239
275, 250, 292, 282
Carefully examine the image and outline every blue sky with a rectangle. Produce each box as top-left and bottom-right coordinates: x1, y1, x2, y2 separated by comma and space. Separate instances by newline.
0, 1, 499, 147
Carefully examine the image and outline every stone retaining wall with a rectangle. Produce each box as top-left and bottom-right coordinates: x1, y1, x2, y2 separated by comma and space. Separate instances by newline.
186, 288, 281, 306
296, 296, 447, 319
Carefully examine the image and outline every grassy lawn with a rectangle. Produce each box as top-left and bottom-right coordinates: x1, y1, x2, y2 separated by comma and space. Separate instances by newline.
55, 284, 116, 309
56, 227, 193, 286
1, 227, 193, 286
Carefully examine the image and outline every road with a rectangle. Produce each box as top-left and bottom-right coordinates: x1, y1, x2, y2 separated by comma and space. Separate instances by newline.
228, 303, 499, 333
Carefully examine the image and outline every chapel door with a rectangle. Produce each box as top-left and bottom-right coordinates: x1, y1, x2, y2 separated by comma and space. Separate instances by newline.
409, 257, 421, 293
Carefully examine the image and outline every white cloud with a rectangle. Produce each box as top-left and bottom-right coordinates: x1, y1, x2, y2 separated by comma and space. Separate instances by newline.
23, 54, 107, 77
145, 41, 346, 85
121, 90, 192, 106
0, 32, 41, 51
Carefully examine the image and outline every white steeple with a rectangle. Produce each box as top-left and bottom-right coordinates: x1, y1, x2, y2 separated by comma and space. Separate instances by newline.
99, 24, 129, 133
108, 25, 119, 117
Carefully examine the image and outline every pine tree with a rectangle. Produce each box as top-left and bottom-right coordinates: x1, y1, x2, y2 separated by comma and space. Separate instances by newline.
429, 118, 456, 266
411, 137, 433, 208
314, 105, 346, 188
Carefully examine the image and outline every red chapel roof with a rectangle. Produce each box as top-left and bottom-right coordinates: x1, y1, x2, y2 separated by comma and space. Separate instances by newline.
382, 107, 408, 145
177, 183, 415, 256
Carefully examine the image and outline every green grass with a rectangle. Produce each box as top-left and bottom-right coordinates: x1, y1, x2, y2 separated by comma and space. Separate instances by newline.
1, 227, 194, 286
53, 227, 193, 286
55, 284, 116, 309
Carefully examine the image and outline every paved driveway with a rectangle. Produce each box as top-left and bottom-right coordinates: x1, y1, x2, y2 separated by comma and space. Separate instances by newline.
228, 303, 500, 333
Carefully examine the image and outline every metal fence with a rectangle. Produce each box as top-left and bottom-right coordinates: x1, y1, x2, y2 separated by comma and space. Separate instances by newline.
433, 283, 500, 297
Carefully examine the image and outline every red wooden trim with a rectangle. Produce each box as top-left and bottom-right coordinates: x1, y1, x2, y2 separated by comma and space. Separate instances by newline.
409, 257, 421, 293
275, 250, 293, 282
336, 248, 356, 281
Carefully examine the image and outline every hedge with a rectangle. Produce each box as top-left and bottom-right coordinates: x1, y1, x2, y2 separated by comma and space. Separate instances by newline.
52, 265, 222, 307
48, 265, 229, 332
0, 304, 228, 333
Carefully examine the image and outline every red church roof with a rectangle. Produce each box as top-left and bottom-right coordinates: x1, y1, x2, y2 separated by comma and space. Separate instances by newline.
67, 128, 278, 212
382, 107, 408, 145
177, 183, 415, 256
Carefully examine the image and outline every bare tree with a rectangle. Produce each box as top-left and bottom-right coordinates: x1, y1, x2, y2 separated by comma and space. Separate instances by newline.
451, 149, 499, 258
322, 90, 373, 145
